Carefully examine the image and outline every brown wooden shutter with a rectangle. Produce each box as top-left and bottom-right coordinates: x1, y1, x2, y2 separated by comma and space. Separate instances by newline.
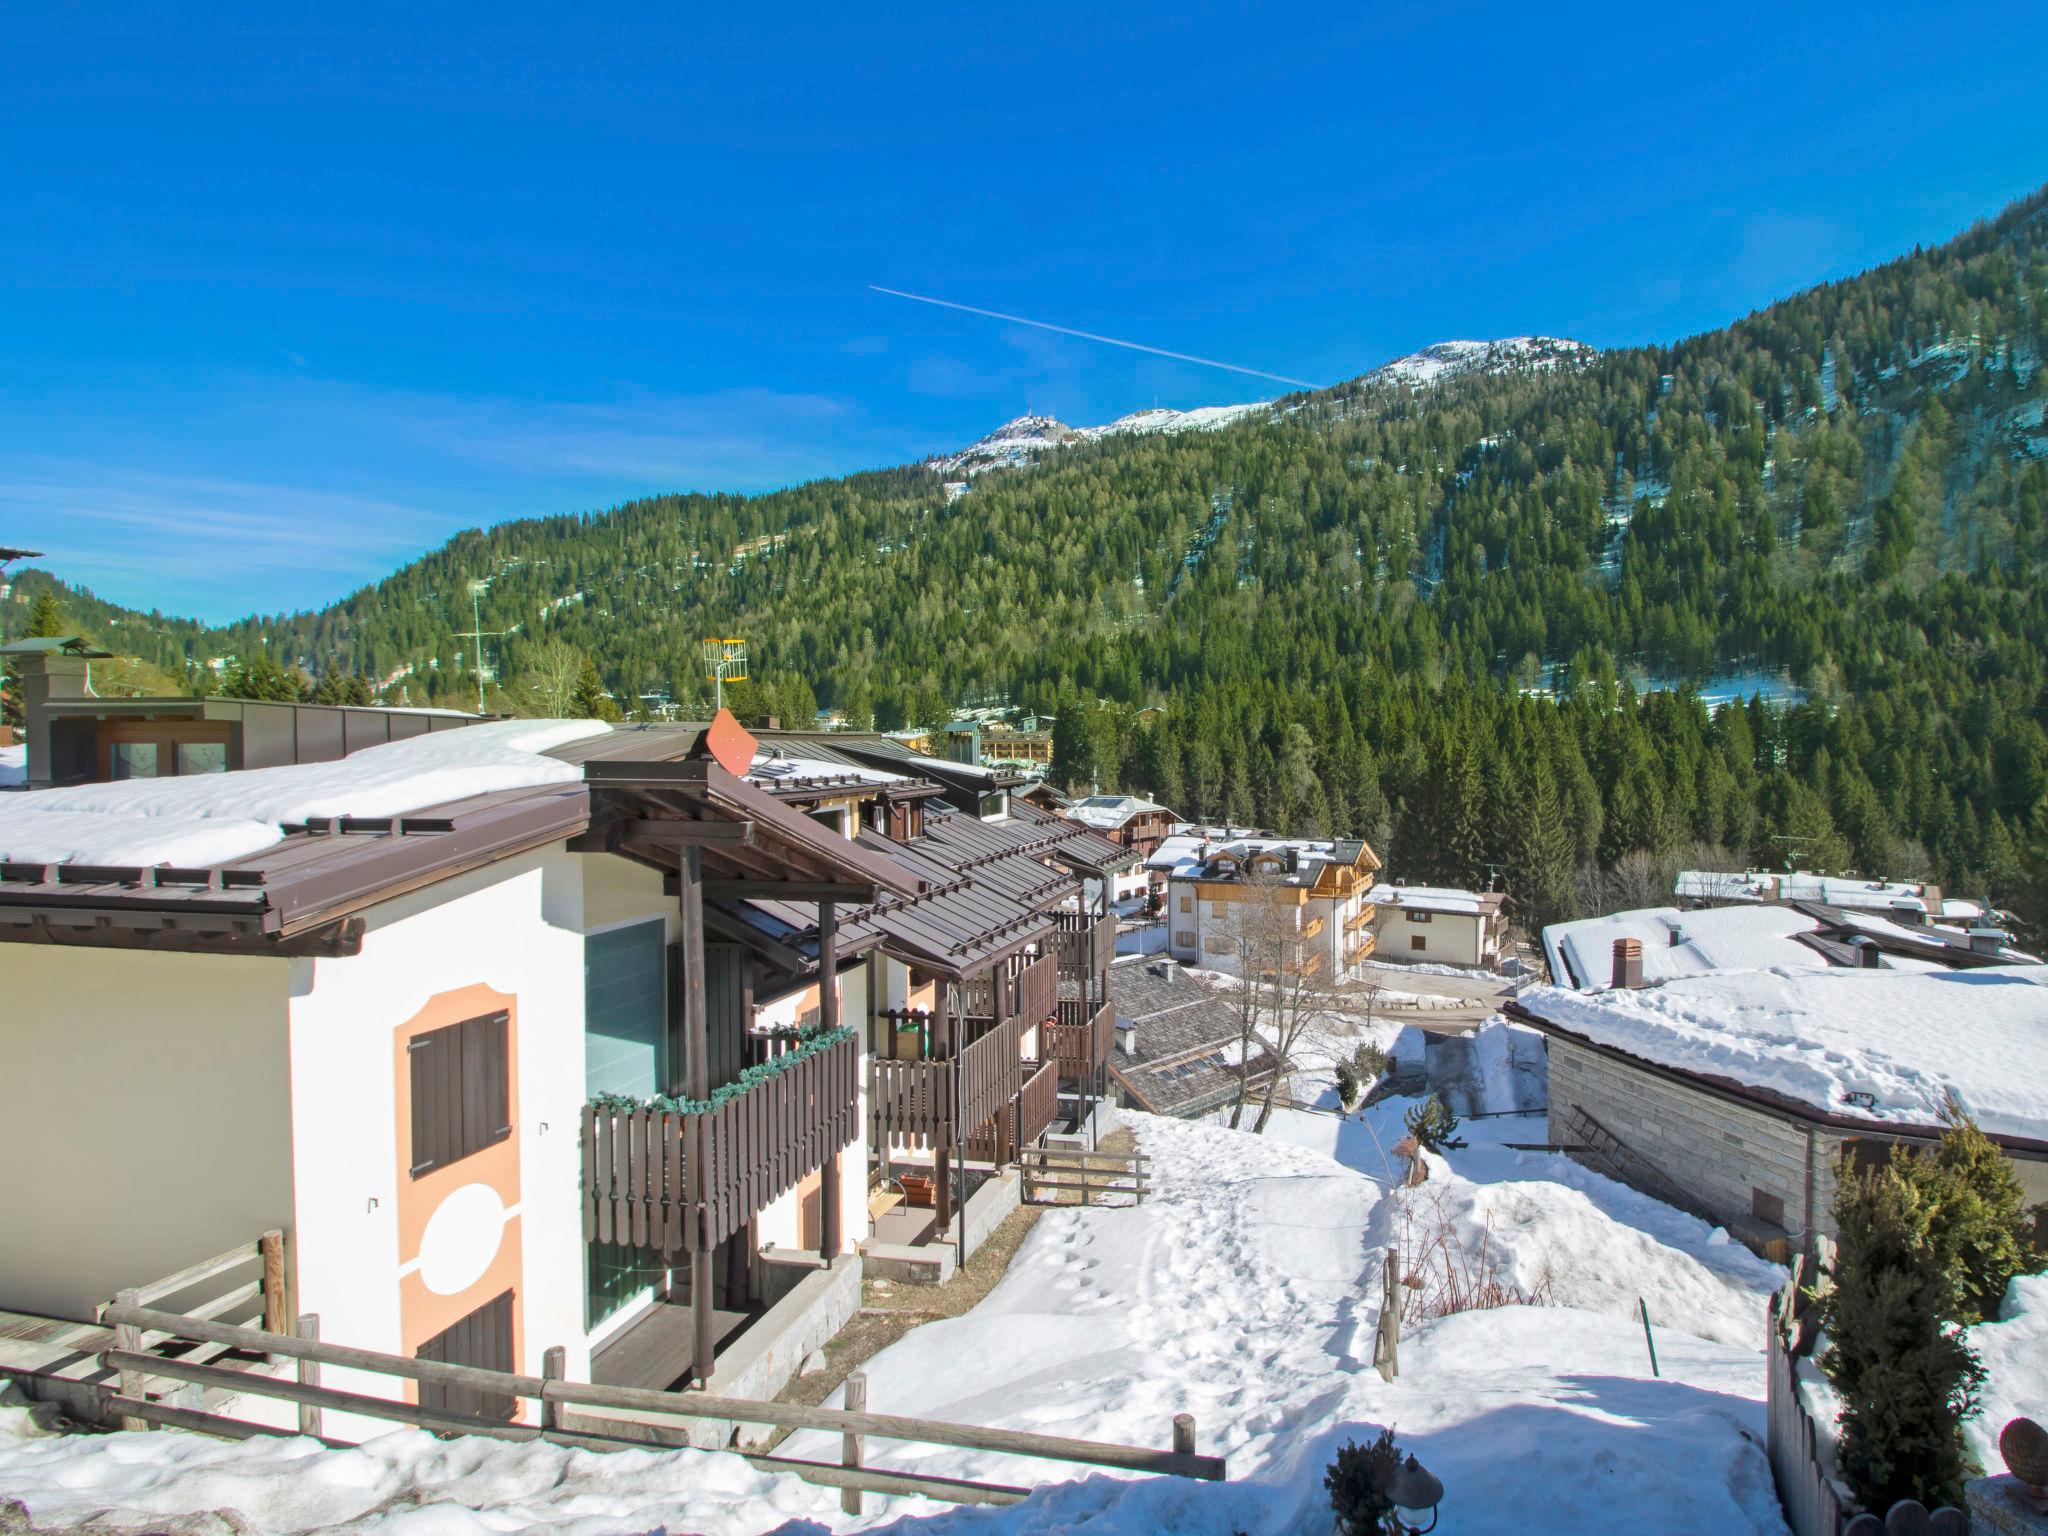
416, 1289, 516, 1420
408, 1010, 511, 1178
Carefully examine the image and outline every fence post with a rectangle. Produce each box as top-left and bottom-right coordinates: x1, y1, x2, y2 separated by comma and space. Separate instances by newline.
1373, 1250, 1401, 1383
111, 1287, 148, 1431
841, 1370, 868, 1515
296, 1315, 322, 1438
1172, 1413, 1196, 1460
259, 1229, 288, 1338
541, 1345, 565, 1431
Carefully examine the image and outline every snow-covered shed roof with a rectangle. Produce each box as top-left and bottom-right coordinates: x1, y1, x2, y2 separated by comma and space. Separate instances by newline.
1514, 965, 2048, 1143
1674, 868, 1988, 922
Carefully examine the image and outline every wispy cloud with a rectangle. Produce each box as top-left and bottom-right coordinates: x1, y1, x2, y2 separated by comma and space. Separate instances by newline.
0, 378, 915, 621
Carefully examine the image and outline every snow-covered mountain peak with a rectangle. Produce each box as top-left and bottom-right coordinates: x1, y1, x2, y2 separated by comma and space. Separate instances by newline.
931, 336, 1594, 478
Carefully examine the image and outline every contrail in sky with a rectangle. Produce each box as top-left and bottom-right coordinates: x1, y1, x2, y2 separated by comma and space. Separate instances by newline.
868, 285, 1323, 389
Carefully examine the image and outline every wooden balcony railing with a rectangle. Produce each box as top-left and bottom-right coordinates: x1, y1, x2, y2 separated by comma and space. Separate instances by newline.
1344, 905, 1376, 933
1046, 998, 1114, 1079
581, 1032, 860, 1254
1017, 1058, 1060, 1148
869, 1015, 1023, 1150
1017, 949, 1058, 1024
1052, 910, 1118, 979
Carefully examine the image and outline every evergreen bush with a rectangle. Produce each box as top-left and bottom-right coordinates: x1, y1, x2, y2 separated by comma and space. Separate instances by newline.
1917, 1110, 2035, 1324
1325, 1426, 1402, 1536
1818, 1158, 1984, 1511
1335, 1060, 1361, 1108
1353, 1041, 1389, 1081
1403, 1094, 1466, 1153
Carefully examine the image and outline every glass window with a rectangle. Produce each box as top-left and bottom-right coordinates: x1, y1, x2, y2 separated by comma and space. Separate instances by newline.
585, 921, 667, 1099
176, 741, 228, 775
110, 742, 158, 779
587, 1239, 668, 1330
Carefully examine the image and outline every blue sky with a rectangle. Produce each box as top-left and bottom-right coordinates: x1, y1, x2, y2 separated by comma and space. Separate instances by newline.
3, 3, 2044, 624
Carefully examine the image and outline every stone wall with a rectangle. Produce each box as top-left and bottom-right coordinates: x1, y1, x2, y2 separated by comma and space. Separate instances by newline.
1547, 1035, 1840, 1245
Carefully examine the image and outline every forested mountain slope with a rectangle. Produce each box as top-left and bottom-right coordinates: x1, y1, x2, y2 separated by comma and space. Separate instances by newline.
20, 185, 2048, 926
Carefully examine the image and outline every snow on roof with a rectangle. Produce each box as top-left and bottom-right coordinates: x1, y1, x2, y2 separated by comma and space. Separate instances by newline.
1064, 793, 1168, 830
0, 718, 610, 868
0, 744, 23, 788
746, 752, 904, 790
1545, 904, 1832, 990
1521, 965, 2048, 1140
1674, 868, 1988, 921
1368, 883, 1494, 915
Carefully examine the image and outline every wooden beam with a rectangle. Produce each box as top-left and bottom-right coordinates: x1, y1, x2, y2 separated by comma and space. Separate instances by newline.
621, 819, 755, 845
679, 845, 715, 1387
703, 880, 874, 902
819, 901, 841, 1262
702, 905, 807, 974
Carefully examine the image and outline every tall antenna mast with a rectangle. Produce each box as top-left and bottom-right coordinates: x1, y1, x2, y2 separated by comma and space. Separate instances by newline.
701, 637, 748, 712
461, 581, 509, 715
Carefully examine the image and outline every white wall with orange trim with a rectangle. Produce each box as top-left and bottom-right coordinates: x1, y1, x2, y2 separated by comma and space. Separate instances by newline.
285, 847, 589, 1432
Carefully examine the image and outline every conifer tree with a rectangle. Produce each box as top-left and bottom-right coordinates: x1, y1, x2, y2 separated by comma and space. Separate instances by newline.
1819, 1159, 1984, 1511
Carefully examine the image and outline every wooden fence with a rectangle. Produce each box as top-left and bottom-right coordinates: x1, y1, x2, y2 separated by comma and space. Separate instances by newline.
1022, 1145, 1149, 1206
582, 1032, 859, 1254
1767, 1276, 1851, 1536
91, 1300, 1223, 1512
1017, 949, 1059, 1025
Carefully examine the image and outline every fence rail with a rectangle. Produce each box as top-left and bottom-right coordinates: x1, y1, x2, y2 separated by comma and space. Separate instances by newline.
1016, 1058, 1061, 1148
1017, 950, 1059, 1025
1052, 911, 1117, 978
93, 1301, 1222, 1511
582, 1033, 860, 1254
1022, 1145, 1149, 1205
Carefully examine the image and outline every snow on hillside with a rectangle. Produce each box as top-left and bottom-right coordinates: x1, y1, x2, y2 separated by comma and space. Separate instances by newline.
932, 337, 1595, 477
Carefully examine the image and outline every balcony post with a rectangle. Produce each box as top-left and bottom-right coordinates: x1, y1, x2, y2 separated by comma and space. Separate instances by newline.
933, 980, 954, 1232
679, 845, 715, 1386
818, 900, 841, 1262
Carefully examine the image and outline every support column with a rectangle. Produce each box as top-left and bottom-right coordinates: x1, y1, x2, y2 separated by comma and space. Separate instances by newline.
933, 979, 954, 1232
680, 845, 715, 1385
952, 982, 969, 1267
818, 901, 841, 1262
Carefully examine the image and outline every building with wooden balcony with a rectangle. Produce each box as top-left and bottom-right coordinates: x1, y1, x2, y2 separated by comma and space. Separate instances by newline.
719, 733, 1134, 1276
0, 707, 942, 1430
1151, 832, 1381, 981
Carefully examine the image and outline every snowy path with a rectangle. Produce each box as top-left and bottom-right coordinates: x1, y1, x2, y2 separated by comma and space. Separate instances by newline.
1, 1107, 1794, 1536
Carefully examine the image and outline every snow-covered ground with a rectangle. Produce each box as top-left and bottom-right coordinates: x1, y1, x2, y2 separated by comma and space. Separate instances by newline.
0, 741, 24, 786
1964, 1272, 2048, 1471
3, 1080, 1794, 1535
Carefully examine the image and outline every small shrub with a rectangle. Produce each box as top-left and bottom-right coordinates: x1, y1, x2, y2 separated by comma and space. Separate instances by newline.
1325, 1426, 1402, 1535
1819, 1157, 1984, 1511
1403, 1094, 1466, 1153
1353, 1041, 1389, 1081
1395, 1184, 1552, 1322
1335, 1061, 1361, 1107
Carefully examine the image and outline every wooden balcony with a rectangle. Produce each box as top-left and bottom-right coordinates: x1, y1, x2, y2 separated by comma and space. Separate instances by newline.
1046, 998, 1114, 1078
581, 1032, 860, 1254
1017, 949, 1058, 1024
1344, 905, 1376, 933
1052, 910, 1118, 979
1016, 1057, 1060, 1147
869, 1015, 1022, 1150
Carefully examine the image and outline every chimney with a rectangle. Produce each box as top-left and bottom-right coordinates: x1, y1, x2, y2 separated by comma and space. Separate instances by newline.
3, 636, 111, 789
1889, 899, 1924, 928
1611, 937, 1644, 989
1847, 936, 1881, 968
1968, 926, 2007, 956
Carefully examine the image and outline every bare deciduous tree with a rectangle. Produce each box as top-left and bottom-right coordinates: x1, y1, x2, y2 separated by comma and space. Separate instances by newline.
509, 640, 585, 718
1223, 870, 1348, 1133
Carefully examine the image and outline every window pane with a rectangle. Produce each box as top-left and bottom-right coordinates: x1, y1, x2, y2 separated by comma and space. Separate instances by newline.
587, 1239, 668, 1330
176, 741, 228, 774
585, 921, 667, 1099
110, 742, 158, 779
